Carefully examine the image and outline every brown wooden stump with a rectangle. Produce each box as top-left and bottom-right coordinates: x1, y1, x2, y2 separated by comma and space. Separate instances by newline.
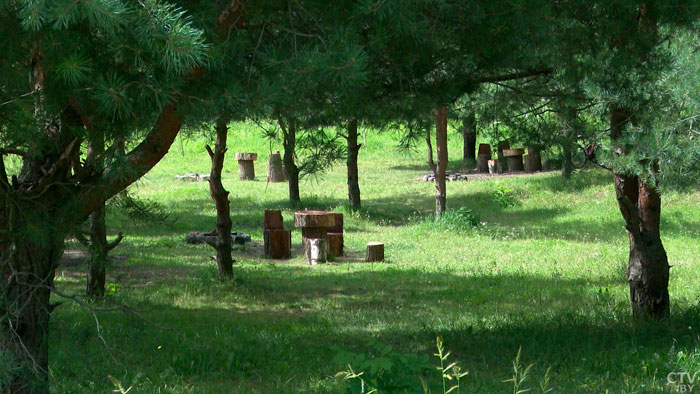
524, 146, 542, 172
328, 213, 343, 233
503, 149, 524, 172
497, 141, 510, 172
366, 242, 384, 262
264, 229, 291, 259
294, 211, 335, 255
327, 232, 344, 257
264, 210, 284, 230
267, 151, 286, 182
304, 238, 327, 265
488, 159, 497, 175
235, 152, 257, 180
476, 144, 491, 173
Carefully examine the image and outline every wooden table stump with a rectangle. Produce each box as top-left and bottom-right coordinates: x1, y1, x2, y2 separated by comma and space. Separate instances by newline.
524, 146, 542, 172
327, 232, 344, 257
294, 211, 335, 256
304, 238, 327, 265
235, 152, 257, 180
477, 144, 491, 173
264, 229, 291, 259
366, 242, 384, 262
267, 151, 286, 182
264, 209, 284, 230
497, 141, 510, 172
503, 148, 524, 172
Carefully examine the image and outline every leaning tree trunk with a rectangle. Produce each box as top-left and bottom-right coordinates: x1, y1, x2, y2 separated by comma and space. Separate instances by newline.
462, 111, 477, 166
206, 118, 234, 279
611, 107, 669, 319
347, 119, 362, 210
434, 106, 448, 217
280, 118, 301, 205
426, 129, 437, 177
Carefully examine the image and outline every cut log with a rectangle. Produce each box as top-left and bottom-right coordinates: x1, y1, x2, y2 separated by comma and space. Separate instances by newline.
236, 152, 257, 180
327, 232, 344, 257
294, 211, 335, 228
477, 143, 491, 155
502, 148, 524, 157
304, 238, 327, 265
365, 242, 384, 262
488, 159, 497, 175
264, 210, 284, 230
504, 149, 525, 172
477, 154, 490, 173
524, 146, 542, 172
267, 151, 286, 182
497, 141, 510, 172
264, 229, 291, 259
328, 213, 344, 233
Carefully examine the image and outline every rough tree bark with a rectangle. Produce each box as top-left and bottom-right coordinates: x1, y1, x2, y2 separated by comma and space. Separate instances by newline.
462, 111, 477, 166
434, 106, 448, 217
426, 129, 437, 176
346, 119, 362, 210
279, 117, 300, 205
611, 107, 669, 319
206, 118, 234, 279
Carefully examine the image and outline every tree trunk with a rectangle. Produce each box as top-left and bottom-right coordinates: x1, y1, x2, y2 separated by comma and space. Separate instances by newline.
206, 118, 234, 279
85, 129, 108, 298
347, 119, 362, 210
267, 151, 286, 182
610, 107, 669, 319
280, 118, 300, 205
434, 106, 448, 217
561, 139, 573, 179
426, 129, 437, 176
1, 231, 63, 394
462, 111, 477, 166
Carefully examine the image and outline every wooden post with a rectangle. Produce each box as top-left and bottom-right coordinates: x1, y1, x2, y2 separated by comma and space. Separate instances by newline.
235, 152, 257, 180
267, 151, 286, 182
264, 229, 291, 259
304, 238, 327, 265
327, 232, 344, 257
503, 149, 524, 172
524, 146, 542, 172
366, 242, 384, 262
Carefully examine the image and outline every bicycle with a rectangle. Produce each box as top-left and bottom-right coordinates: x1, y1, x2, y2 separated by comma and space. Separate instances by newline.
571, 134, 598, 169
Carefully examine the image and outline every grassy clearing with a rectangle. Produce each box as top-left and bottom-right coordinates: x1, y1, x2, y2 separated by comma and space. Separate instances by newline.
51, 125, 700, 393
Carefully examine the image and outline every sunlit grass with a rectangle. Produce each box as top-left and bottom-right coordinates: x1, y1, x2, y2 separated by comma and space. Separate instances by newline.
51, 125, 700, 393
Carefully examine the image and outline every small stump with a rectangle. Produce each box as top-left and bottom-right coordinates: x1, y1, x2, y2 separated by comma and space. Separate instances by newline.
304, 238, 327, 265
503, 149, 524, 172
267, 151, 286, 182
366, 242, 384, 262
264, 229, 291, 259
294, 211, 335, 255
327, 232, 344, 257
235, 152, 257, 180
476, 144, 491, 173
524, 146, 542, 172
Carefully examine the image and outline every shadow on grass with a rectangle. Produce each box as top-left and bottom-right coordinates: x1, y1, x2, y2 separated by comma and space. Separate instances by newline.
52, 265, 700, 393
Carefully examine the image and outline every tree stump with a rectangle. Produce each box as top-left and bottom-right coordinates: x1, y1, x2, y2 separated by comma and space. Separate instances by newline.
496, 141, 510, 172
366, 242, 384, 262
264, 210, 284, 230
264, 229, 291, 259
294, 211, 335, 255
488, 159, 497, 175
524, 146, 542, 172
235, 152, 257, 180
267, 151, 286, 182
476, 144, 491, 173
503, 149, 524, 172
304, 238, 327, 265
328, 213, 343, 233
327, 232, 344, 257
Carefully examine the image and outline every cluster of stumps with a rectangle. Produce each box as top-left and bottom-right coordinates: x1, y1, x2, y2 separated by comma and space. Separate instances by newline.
264, 210, 384, 265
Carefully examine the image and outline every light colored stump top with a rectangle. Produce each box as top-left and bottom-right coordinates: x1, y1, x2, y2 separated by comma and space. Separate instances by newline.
367, 242, 384, 247
294, 210, 336, 228
235, 152, 258, 161
502, 148, 524, 157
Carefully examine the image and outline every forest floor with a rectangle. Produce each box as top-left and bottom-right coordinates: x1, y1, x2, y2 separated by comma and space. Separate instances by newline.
51, 124, 700, 393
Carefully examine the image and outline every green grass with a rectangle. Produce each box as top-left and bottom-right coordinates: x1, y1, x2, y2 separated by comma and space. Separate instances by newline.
51, 124, 700, 393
